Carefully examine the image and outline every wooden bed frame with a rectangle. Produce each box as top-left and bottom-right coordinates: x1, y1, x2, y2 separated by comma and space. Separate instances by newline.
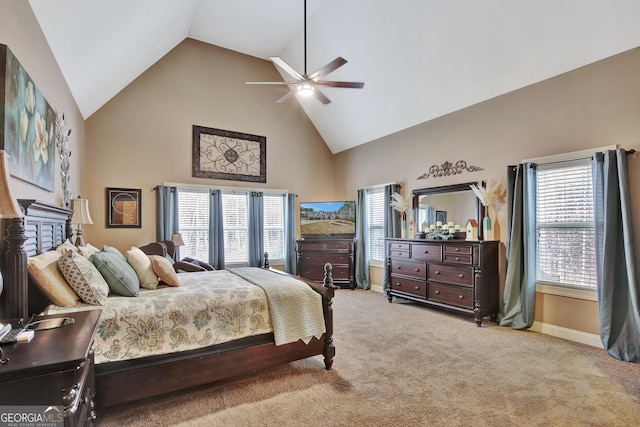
0, 199, 337, 409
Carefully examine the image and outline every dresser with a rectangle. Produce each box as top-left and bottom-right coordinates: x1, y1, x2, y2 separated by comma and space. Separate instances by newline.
386, 238, 499, 326
0, 310, 101, 426
297, 238, 355, 289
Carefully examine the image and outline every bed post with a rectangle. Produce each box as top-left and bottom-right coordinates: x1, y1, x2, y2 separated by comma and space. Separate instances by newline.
2, 217, 27, 320
322, 263, 337, 370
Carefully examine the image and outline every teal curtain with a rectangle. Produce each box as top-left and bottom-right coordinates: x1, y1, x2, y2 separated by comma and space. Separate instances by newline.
355, 189, 370, 289
283, 193, 297, 274
209, 189, 225, 269
383, 184, 401, 292
592, 149, 640, 362
248, 192, 264, 267
155, 185, 178, 241
500, 164, 537, 329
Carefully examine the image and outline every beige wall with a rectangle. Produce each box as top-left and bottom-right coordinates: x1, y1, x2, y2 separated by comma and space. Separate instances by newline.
335, 47, 640, 337
0, 0, 85, 205
84, 39, 334, 251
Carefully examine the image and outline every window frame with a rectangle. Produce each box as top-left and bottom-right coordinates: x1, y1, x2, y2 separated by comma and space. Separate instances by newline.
365, 188, 386, 267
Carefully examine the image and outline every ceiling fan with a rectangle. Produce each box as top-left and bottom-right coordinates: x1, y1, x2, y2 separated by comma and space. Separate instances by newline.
246, 0, 364, 105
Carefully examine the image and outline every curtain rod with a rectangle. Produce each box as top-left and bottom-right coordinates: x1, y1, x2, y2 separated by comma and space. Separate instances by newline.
154, 182, 290, 194
528, 148, 635, 168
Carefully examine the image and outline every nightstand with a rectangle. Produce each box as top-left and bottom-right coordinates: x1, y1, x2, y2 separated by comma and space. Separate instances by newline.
0, 310, 101, 427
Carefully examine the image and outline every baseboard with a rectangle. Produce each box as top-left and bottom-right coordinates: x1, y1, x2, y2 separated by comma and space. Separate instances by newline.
531, 321, 603, 348
371, 284, 384, 294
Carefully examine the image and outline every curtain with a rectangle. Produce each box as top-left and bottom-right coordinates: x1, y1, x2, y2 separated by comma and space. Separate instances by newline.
355, 189, 370, 289
155, 185, 178, 241
248, 192, 265, 267
283, 193, 297, 274
383, 184, 401, 292
209, 189, 225, 269
500, 164, 537, 329
593, 149, 640, 362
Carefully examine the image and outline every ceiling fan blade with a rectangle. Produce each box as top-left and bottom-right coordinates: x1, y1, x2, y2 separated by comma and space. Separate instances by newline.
313, 88, 331, 105
308, 57, 347, 80
315, 81, 365, 89
245, 81, 297, 85
275, 88, 298, 104
269, 56, 303, 81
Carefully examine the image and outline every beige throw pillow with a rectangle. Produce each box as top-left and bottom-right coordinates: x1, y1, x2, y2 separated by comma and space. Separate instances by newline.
126, 246, 159, 290
149, 255, 180, 287
27, 251, 80, 307
55, 239, 79, 255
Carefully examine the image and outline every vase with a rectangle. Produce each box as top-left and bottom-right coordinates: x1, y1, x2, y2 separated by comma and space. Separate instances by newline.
401, 213, 407, 238
482, 215, 492, 240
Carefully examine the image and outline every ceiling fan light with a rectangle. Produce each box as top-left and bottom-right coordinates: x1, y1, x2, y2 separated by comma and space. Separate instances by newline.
297, 83, 315, 96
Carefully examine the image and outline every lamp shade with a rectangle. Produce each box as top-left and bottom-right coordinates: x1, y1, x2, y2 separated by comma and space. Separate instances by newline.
70, 198, 93, 225
0, 150, 23, 218
171, 233, 185, 246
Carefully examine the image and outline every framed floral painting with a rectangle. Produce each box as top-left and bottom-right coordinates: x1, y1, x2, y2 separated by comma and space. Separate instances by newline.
0, 44, 56, 191
192, 125, 266, 183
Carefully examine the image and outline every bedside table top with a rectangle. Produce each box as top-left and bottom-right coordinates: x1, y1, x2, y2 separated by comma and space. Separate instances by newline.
0, 309, 101, 381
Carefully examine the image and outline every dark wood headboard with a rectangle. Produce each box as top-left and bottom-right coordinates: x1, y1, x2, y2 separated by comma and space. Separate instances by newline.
0, 200, 72, 320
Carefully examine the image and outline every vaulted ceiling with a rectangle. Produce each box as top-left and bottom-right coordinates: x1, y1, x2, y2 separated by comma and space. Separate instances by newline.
29, 0, 640, 153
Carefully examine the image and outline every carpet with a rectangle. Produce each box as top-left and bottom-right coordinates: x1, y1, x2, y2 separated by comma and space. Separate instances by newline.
97, 289, 640, 426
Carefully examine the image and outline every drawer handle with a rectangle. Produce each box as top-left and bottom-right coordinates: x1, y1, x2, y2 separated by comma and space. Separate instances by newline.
455, 248, 460, 252
424, 250, 429, 254
396, 282, 401, 287
458, 273, 464, 278
455, 257, 460, 261
414, 286, 419, 290
414, 268, 420, 272
434, 290, 440, 294
459, 295, 464, 299
434, 271, 440, 275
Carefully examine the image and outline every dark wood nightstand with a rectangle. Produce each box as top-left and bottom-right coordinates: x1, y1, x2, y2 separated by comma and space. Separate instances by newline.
0, 310, 101, 426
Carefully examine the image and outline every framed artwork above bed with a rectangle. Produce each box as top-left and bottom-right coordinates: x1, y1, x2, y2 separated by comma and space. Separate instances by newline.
106, 187, 141, 228
0, 44, 56, 191
192, 125, 266, 183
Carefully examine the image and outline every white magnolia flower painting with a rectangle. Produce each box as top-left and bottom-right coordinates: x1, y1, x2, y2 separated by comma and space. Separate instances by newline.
1, 44, 56, 191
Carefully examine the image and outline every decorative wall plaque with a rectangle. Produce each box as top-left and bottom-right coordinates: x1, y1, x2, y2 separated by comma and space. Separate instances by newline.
417, 160, 483, 180
192, 125, 266, 183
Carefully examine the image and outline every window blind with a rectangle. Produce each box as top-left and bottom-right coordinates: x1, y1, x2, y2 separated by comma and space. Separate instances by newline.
178, 190, 210, 260
367, 189, 385, 261
222, 193, 248, 264
263, 195, 284, 260
536, 159, 596, 288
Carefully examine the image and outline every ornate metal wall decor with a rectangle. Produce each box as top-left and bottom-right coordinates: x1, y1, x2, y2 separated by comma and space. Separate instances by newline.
417, 160, 483, 180
192, 125, 266, 183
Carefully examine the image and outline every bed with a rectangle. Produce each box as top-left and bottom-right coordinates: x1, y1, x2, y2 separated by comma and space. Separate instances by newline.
0, 199, 337, 409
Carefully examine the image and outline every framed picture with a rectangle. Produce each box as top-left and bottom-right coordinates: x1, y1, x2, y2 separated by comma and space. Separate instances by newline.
0, 44, 56, 191
192, 125, 266, 183
435, 210, 447, 224
106, 188, 141, 228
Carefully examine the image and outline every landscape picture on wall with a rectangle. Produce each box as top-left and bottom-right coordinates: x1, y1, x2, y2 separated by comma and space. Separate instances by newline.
1, 44, 56, 191
300, 201, 356, 236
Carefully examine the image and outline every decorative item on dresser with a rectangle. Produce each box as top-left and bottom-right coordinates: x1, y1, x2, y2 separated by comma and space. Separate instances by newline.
297, 238, 355, 289
0, 310, 101, 427
386, 238, 499, 326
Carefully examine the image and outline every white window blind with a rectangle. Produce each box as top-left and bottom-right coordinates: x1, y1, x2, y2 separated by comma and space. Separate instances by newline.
222, 193, 248, 264
536, 159, 596, 288
178, 190, 210, 261
263, 194, 284, 261
367, 189, 385, 262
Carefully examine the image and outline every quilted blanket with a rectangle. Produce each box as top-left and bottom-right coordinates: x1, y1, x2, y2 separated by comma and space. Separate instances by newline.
229, 268, 325, 345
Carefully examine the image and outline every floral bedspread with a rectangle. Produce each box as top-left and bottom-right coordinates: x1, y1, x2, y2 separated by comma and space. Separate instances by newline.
45, 270, 273, 364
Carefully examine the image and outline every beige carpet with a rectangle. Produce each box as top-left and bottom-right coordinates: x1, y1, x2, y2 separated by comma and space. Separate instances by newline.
97, 290, 640, 426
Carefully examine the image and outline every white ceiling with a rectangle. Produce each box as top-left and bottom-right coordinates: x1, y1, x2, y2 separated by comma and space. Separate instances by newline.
29, 0, 640, 153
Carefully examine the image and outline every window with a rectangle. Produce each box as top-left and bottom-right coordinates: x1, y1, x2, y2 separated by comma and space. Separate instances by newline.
535, 159, 596, 288
263, 195, 284, 261
367, 189, 385, 262
177, 188, 286, 265
178, 190, 209, 261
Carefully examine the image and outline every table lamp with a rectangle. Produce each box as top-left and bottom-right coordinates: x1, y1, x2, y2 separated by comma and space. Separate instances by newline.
70, 197, 93, 247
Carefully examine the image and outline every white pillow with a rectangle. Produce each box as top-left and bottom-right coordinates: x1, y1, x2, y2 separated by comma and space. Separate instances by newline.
27, 251, 80, 307
126, 246, 159, 290
78, 243, 100, 260
55, 239, 79, 254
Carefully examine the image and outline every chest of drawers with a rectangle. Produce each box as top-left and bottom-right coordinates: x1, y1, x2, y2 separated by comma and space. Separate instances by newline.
297, 238, 355, 289
386, 238, 499, 326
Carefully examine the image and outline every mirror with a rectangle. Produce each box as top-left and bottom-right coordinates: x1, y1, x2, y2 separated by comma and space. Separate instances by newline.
412, 182, 485, 239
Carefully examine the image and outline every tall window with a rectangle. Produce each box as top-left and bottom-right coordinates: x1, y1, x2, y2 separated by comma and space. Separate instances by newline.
535, 159, 596, 288
367, 189, 385, 262
178, 190, 209, 261
177, 189, 285, 265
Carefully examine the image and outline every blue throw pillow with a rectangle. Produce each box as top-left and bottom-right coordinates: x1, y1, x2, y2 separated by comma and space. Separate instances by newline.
93, 251, 140, 297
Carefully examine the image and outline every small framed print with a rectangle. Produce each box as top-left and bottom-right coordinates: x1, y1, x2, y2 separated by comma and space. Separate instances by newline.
106, 188, 141, 228
435, 210, 447, 224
